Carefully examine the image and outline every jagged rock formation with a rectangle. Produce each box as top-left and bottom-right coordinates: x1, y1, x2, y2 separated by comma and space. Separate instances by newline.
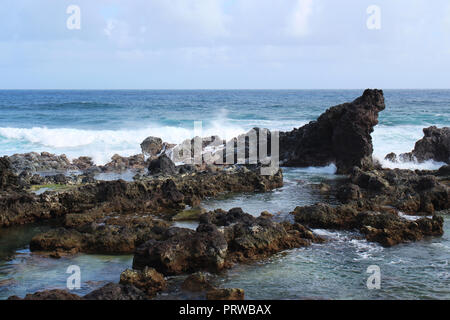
398, 126, 450, 164
0, 157, 19, 191
132, 208, 323, 275
291, 165, 449, 247
0, 166, 282, 228
280, 89, 385, 173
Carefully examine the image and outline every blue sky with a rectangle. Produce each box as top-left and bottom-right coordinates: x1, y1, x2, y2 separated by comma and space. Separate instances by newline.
1, 0, 450, 89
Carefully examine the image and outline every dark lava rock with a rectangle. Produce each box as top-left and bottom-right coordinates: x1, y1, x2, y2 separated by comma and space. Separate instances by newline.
133, 208, 323, 275
1, 165, 282, 228
72, 156, 95, 171
148, 154, 178, 175
291, 203, 444, 247
337, 183, 362, 203
206, 288, 245, 300
181, 272, 215, 292
30, 215, 170, 255
437, 164, 450, 177
7, 152, 73, 173
406, 126, 450, 164
102, 154, 147, 173
279, 89, 385, 174
8, 289, 82, 300
384, 152, 398, 163
0, 156, 20, 191
349, 167, 449, 214
141, 136, 163, 157
132, 225, 228, 275
119, 267, 166, 297
83, 283, 146, 300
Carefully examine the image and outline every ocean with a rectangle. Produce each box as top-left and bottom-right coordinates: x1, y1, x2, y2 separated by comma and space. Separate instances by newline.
0, 89, 449, 169
0, 90, 449, 300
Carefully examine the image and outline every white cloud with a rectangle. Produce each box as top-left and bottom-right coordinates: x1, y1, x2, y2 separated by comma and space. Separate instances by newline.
287, 0, 314, 37
1, 0, 450, 89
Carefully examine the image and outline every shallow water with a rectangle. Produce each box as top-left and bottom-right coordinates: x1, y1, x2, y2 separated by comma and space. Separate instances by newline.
1, 167, 448, 300
0, 223, 132, 299
216, 223, 450, 300
203, 165, 343, 217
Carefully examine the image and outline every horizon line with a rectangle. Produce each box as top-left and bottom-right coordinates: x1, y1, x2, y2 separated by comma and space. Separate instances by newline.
1, 88, 450, 91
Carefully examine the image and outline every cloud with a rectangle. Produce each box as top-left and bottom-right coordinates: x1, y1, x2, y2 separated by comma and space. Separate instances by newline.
1, 0, 450, 89
287, 0, 314, 37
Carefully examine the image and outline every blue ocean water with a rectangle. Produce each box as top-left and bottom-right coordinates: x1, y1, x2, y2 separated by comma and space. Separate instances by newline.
0, 90, 448, 168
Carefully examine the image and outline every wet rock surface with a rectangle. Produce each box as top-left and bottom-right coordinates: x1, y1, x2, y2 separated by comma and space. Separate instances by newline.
141, 136, 164, 157
206, 288, 245, 300
8, 289, 83, 300
29, 215, 170, 254
0, 157, 20, 191
181, 272, 215, 292
279, 89, 385, 174
292, 166, 449, 247
132, 208, 323, 275
0, 166, 283, 228
83, 283, 147, 300
399, 126, 450, 164
7, 152, 74, 173
148, 154, 178, 175
119, 267, 167, 297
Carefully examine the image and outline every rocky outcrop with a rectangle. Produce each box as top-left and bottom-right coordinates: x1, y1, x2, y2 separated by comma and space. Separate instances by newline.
206, 288, 245, 300
7, 152, 76, 173
291, 203, 444, 247
437, 165, 450, 177
181, 272, 215, 292
290, 164, 449, 247
83, 283, 147, 300
0, 157, 19, 191
8, 289, 82, 300
133, 208, 323, 275
345, 167, 450, 214
72, 156, 95, 171
102, 154, 147, 173
141, 136, 163, 157
119, 267, 166, 297
399, 127, 450, 164
279, 89, 385, 174
132, 225, 228, 275
1, 166, 283, 228
29, 215, 170, 255
148, 154, 178, 175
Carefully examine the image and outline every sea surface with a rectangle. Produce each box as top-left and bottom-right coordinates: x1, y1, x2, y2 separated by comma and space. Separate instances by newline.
0, 90, 449, 299
0, 90, 448, 168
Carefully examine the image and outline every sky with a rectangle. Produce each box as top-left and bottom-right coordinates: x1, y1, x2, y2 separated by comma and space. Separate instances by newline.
1, 0, 450, 89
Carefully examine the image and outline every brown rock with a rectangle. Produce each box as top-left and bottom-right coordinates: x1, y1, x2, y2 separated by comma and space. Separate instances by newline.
8, 289, 82, 300
119, 267, 166, 297
181, 272, 215, 292
206, 288, 244, 300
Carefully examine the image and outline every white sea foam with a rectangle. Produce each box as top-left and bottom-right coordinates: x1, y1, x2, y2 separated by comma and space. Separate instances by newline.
398, 212, 432, 221
311, 229, 340, 237
0, 122, 248, 165
372, 125, 446, 170
0, 121, 446, 170
288, 164, 337, 175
